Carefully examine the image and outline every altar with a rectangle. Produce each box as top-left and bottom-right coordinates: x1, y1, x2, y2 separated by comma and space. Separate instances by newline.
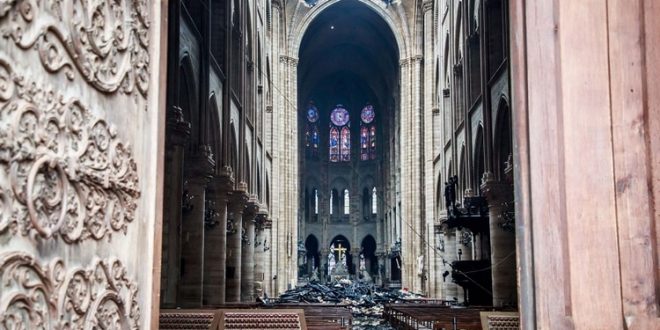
327, 243, 351, 282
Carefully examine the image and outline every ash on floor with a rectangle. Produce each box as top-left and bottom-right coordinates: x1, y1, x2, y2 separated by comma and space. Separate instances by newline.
352, 316, 394, 330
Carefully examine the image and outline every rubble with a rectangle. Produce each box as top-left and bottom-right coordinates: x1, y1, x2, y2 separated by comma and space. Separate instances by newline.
273, 280, 425, 329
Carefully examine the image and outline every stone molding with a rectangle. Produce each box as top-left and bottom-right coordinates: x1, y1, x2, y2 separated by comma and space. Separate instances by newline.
0, 0, 151, 97
0, 55, 141, 242
0, 251, 140, 329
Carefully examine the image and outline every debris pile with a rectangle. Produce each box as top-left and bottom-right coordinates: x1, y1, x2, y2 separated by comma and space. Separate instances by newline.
274, 280, 424, 328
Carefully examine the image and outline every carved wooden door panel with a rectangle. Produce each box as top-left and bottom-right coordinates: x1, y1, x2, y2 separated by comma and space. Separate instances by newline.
0, 1, 164, 328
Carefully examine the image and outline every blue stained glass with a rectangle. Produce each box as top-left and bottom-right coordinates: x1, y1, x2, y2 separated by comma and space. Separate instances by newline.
361, 105, 375, 124
331, 106, 350, 126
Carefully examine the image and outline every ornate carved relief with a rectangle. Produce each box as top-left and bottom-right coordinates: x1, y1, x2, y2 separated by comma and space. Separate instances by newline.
0, 0, 151, 97
0, 56, 141, 242
0, 251, 140, 329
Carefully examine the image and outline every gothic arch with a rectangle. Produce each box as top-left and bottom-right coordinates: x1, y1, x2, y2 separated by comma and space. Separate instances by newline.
473, 124, 485, 190
207, 94, 223, 165
290, 0, 407, 60
178, 54, 199, 148
458, 145, 467, 200
493, 98, 512, 181
228, 123, 239, 175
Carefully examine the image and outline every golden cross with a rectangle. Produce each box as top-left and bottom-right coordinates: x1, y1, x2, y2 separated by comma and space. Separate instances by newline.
335, 243, 347, 260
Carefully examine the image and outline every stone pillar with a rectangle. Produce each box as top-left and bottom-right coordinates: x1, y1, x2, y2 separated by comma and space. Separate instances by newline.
262, 218, 273, 296
179, 145, 214, 307
226, 185, 248, 302
162, 106, 190, 307
319, 248, 328, 283
351, 248, 360, 278
375, 252, 386, 286
254, 211, 269, 299
481, 172, 516, 307
241, 196, 259, 302
202, 167, 234, 306
442, 230, 459, 301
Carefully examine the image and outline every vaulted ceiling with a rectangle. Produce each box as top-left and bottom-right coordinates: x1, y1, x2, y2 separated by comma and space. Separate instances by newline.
298, 0, 399, 118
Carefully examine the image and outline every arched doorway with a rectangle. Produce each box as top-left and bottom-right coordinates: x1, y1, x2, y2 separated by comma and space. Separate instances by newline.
360, 235, 378, 279
304, 235, 320, 277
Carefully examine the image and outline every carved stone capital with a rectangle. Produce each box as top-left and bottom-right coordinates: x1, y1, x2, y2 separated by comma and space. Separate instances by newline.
167, 106, 192, 145
185, 145, 215, 184
480, 172, 513, 205
209, 166, 235, 194
228, 190, 249, 214
255, 211, 269, 231
422, 0, 434, 12
243, 195, 260, 221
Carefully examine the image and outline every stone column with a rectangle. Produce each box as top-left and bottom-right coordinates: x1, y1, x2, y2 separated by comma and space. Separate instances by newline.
162, 106, 190, 307
241, 196, 259, 302
254, 211, 269, 299
319, 248, 328, 283
179, 145, 214, 307
351, 248, 360, 278
481, 172, 516, 307
375, 252, 386, 286
202, 167, 234, 306
262, 218, 273, 296
226, 185, 249, 302
442, 230, 459, 301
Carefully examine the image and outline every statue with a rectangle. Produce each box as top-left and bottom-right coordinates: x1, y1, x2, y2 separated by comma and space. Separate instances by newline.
328, 251, 336, 276
310, 267, 320, 282
359, 253, 366, 272
444, 176, 459, 213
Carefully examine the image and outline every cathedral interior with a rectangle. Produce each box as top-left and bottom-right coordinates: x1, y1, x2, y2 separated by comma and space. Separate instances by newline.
0, 0, 657, 329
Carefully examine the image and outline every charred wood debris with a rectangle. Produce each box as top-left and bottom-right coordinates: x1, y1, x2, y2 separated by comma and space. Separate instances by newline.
263, 279, 425, 328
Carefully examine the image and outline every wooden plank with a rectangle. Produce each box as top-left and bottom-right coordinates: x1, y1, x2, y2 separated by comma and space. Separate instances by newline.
644, 2, 660, 324
507, 0, 536, 328
522, 0, 574, 328
607, 0, 660, 328
558, 0, 623, 327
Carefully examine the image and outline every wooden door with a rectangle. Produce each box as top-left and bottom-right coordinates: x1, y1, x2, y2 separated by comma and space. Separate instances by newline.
0, 1, 166, 328
511, 0, 660, 329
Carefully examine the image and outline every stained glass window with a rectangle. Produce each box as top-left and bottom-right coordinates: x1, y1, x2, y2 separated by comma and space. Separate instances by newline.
369, 126, 376, 159
329, 105, 351, 162
360, 104, 377, 160
360, 127, 369, 160
306, 103, 320, 158
341, 126, 351, 161
329, 127, 339, 162
330, 190, 334, 214
344, 189, 350, 214
372, 187, 377, 214
314, 189, 319, 215
361, 105, 375, 123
